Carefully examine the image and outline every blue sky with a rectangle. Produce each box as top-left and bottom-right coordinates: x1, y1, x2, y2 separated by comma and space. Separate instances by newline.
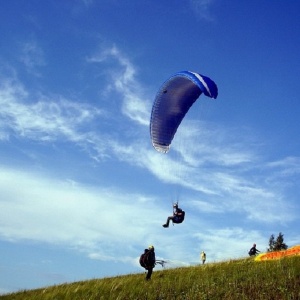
1, 0, 300, 294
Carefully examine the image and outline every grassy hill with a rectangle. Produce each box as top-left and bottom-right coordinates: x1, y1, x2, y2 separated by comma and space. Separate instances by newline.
1, 256, 299, 300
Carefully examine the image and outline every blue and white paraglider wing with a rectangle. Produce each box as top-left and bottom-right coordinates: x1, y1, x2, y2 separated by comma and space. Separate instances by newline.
150, 71, 218, 153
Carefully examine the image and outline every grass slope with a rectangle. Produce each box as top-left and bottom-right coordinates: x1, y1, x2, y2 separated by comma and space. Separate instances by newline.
1, 257, 299, 300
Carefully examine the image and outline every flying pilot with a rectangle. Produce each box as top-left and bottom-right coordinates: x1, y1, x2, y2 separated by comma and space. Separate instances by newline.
162, 203, 185, 228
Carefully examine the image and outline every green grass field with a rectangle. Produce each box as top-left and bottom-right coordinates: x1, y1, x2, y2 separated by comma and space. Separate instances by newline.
1, 256, 299, 300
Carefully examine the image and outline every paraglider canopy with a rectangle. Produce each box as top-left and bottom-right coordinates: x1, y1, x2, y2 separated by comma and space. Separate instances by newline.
150, 71, 218, 153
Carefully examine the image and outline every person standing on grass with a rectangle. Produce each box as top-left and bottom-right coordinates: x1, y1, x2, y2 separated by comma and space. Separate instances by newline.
201, 251, 206, 264
139, 245, 156, 280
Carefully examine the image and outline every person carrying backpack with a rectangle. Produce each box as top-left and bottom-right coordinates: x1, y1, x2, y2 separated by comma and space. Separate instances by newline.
139, 245, 156, 280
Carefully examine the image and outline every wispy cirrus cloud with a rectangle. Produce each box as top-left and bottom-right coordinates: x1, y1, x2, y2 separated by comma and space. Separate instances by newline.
87, 45, 151, 126
267, 156, 300, 177
102, 136, 296, 226
19, 40, 46, 76
189, 0, 216, 21
0, 77, 103, 142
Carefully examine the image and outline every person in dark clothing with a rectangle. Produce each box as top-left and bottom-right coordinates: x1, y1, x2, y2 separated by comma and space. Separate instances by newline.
162, 203, 185, 228
248, 243, 260, 256
145, 245, 156, 280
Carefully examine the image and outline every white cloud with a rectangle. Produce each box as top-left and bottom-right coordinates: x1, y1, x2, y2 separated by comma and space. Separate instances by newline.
87, 45, 151, 126
0, 80, 101, 142
0, 167, 163, 259
267, 156, 300, 177
19, 40, 46, 76
108, 140, 296, 225
174, 120, 257, 167
189, 0, 216, 21
193, 227, 266, 261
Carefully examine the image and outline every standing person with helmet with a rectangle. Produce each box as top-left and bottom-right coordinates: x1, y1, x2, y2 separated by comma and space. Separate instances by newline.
248, 243, 260, 256
139, 245, 156, 280
146, 245, 156, 280
162, 203, 185, 228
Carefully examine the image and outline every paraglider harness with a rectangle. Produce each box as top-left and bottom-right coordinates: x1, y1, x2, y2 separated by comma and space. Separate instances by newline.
172, 202, 185, 225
